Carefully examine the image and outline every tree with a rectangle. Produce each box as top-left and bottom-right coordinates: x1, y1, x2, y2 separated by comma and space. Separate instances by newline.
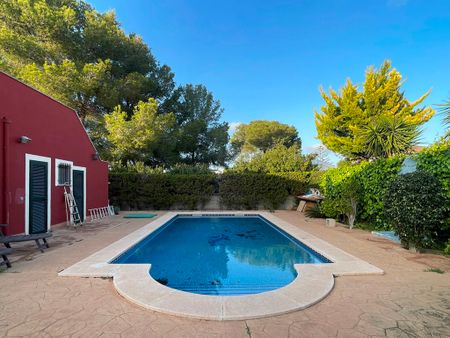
319, 175, 361, 229
315, 60, 434, 160
1, 0, 231, 166
233, 145, 316, 173
18, 59, 115, 121
0, 0, 176, 133
104, 99, 176, 165
437, 96, 450, 138
173, 84, 229, 166
231, 120, 301, 155
361, 116, 421, 159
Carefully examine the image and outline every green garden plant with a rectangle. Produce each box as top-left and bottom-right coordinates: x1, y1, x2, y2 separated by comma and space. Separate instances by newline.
315, 60, 434, 161
320, 157, 404, 229
319, 175, 361, 228
219, 172, 311, 210
384, 171, 445, 250
109, 169, 314, 211
444, 239, 450, 255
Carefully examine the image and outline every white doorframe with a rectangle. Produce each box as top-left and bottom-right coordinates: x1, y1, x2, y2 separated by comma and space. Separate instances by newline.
72, 166, 87, 222
25, 154, 52, 235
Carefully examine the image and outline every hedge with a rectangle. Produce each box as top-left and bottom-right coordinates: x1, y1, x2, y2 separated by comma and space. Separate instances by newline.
109, 171, 314, 210
416, 140, 450, 230
109, 173, 216, 210
320, 139, 450, 230
219, 172, 311, 210
384, 171, 446, 249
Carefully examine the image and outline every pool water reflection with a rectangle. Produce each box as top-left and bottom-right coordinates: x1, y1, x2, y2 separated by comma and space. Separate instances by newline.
112, 216, 330, 295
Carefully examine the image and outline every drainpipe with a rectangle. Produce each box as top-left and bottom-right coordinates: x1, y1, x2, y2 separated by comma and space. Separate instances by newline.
2, 117, 11, 225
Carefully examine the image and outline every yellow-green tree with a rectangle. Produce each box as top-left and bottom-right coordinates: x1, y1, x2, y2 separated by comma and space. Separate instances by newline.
315, 60, 434, 160
105, 99, 176, 165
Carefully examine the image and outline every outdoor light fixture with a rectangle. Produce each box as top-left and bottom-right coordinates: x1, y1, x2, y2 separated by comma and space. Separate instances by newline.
18, 136, 32, 144
92, 153, 99, 160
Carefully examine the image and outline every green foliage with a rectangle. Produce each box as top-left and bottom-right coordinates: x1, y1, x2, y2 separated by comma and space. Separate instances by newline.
109, 172, 215, 210
415, 139, 450, 231
172, 84, 229, 166
109, 161, 165, 174
105, 98, 176, 164
321, 141, 449, 234
231, 120, 301, 155
233, 145, 316, 173
219, 172, 311, 210
109, 169, 313, 211
0, 0, 229, 167
320, 157, 404, 228
319, 175, 362, 228
169, 163, 211, 175
361, 116, 421, 159
416, 139, 450, 199
384, 171, 445, 249
315, 60, 434, 160
304, 204, 325, 218
437, 97, 450, 138
18, 59, 115, 121
0, 0, 172, 120
424, 268, 444, 274
444, 239, 450, 255
357, 157, 405, 226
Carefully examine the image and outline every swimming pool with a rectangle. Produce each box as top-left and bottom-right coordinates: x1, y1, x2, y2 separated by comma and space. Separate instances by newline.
60, 211, 383, 320
112, 215, 330, 296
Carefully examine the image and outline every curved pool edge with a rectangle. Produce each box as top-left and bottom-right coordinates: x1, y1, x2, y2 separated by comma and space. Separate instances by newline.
58, 211, 384, 320
112, 263, 335, 320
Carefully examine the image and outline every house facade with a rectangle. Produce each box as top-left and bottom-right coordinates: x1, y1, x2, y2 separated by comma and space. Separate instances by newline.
0, 72, 109, 235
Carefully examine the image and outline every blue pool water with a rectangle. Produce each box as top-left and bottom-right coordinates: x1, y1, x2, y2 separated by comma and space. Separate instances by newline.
112, 215, 331, 296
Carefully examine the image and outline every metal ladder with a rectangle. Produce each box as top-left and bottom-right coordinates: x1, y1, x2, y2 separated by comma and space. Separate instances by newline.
64, 185, 82, 226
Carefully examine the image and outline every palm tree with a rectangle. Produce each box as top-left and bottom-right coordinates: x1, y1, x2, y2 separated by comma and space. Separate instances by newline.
361, 116, 421, 159
437, 97, 450, 138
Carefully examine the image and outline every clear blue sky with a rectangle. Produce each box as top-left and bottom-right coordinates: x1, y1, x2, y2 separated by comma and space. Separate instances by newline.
90, 0, 449, 159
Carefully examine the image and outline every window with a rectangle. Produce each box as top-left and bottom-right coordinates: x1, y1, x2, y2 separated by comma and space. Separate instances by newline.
55, 159, 73, 186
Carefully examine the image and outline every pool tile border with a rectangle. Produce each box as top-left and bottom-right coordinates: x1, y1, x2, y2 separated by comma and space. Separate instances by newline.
58, 211, 383, 320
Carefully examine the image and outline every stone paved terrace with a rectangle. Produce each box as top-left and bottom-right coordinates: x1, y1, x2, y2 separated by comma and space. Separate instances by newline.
1, 211, 449, 338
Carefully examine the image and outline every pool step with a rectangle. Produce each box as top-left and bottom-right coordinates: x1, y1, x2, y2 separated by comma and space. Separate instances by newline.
167, 283, 287, 295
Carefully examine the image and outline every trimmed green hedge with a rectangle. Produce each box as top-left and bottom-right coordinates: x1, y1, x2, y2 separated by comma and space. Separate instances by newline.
219, 172, 311, 210
384, 171, 446, 249
416, 140, 450, 232
320, 139, 450, 230
109, 173, 215, 210
109, 171, 314, 210
416, 140, 450, 199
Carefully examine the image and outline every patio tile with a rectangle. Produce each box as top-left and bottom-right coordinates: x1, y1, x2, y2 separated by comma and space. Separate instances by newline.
1, 211, 449, 337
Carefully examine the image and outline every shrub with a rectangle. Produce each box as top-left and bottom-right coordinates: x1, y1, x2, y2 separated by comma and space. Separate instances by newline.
384, 171, 445, 249
304, 204, 325, 218
319, 175, 361, 228
219, 172, 311, 210
109, 169, 314, 210
416, 139, 450, 231
320, 157, 404, 228
109, 172, 215, 210
169, 163, 211, 174
444, 239, 450, 255
416, 139, 450, 198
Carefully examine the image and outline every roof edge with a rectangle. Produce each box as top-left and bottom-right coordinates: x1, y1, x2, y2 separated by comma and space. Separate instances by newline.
0, 70, 108, 164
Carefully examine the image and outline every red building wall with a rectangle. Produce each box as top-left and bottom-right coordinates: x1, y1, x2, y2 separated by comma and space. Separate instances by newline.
0, 72, 109, 235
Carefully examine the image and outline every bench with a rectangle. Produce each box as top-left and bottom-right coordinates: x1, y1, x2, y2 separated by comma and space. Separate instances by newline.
0, 224, 52, 253
0, 247, 13, 268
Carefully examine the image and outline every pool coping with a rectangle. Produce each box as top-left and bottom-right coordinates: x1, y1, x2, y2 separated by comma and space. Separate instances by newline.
58, 211, 384, 320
